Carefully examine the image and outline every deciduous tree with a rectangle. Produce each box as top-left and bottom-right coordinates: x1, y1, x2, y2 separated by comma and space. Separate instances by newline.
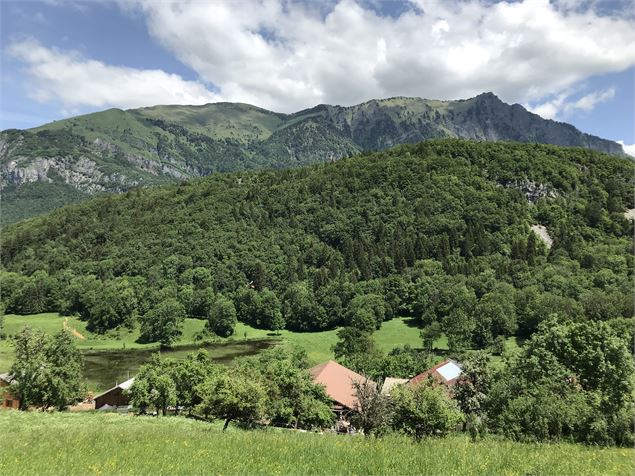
139, 298, 186, 346
352, 377, 392, 436
128, 354, 177, 415
197, 371, 268, 430
9, 327, 84, 410
207, 296, 237, 337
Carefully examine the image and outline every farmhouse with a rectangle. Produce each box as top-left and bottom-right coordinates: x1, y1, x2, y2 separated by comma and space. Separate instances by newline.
309, 360, 373, 414
0, 373, 19, 409
409, 359, 463, 387
94, 377, 135, 410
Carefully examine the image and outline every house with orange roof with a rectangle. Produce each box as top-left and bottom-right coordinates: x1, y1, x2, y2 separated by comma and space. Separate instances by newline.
309, 360, 374, 414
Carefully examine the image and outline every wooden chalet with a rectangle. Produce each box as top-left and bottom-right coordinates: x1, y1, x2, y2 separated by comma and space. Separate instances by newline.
0, 373, 19, 409
309, 360, 374, 417
94, 377, 135, 410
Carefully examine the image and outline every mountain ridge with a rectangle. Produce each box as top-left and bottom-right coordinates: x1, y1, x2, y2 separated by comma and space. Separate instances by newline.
0, 92, 625, 225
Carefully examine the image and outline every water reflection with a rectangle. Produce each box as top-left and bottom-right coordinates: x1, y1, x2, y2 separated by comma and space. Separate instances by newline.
84, 339, 277, 392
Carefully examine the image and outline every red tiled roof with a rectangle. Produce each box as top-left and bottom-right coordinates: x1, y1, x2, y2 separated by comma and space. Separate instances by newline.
409, 359, 462, 387
309, 360, 373, 410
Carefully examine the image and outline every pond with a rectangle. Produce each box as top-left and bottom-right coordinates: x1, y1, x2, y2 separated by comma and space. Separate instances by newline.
83, 339, 277, 392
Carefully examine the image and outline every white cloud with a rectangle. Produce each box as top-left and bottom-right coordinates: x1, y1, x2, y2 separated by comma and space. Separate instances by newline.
565, 88, 615, 114
7, 0, 635, 115
528, 87, 616, 120
617, 141, 635, 157
119, 0, 635, 112
6, 39, 220, 110
528, 92, 568, 120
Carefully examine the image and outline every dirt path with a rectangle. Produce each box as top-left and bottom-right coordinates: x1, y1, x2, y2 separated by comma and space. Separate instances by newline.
63, 317, 86, 340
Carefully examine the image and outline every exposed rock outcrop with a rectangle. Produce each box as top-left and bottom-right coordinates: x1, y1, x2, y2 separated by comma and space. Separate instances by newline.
1, 155, 134, 193
530, 224, 553, 249
501, 179, 559, 203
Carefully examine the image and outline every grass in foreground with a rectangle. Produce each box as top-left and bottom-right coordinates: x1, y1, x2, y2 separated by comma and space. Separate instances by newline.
1, 412, 632, 476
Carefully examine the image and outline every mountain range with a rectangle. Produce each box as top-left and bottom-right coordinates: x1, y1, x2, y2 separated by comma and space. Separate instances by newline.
0, 92, 625, 225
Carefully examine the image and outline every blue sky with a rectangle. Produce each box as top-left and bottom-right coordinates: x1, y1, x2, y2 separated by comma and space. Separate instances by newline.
1, 0, 634, 150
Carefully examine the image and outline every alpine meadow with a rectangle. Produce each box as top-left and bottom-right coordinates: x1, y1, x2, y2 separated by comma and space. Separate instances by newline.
2, 0, 635, 475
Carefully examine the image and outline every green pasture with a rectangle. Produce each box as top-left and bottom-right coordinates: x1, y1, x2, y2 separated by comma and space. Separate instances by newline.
1, 412, 632, 476
1, 314, 433, 373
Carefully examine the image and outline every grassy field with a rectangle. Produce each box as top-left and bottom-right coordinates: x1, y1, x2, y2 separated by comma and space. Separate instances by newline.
236, 317, 433, 363
1, 412, 632, 476
1, 314, 431, 373
0, 314, 209, 372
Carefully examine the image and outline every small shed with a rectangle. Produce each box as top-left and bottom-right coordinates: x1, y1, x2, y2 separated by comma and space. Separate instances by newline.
409, 359, 463, 387
0, 373, 19, 409
94, 377, 135, 409
309, 360, 373, 413
381, 377, 409, 396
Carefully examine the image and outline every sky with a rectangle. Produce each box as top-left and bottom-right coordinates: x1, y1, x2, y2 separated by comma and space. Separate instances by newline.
1, 0, 634, 154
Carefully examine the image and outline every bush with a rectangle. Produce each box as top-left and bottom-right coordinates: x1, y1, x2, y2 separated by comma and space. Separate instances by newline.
392, 380, 463, 440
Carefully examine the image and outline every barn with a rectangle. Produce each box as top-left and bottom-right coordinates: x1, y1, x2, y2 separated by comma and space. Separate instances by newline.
309, 360, 373, 413
94, 377, 135, 410
409, 359, 463, 387
0, 373, 19, 409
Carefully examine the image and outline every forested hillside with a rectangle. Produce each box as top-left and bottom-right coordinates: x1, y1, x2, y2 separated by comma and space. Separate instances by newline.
2, 140, 633, 345
1, 93, 626, 225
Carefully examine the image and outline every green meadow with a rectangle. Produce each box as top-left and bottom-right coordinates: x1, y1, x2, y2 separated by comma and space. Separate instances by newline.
0, 314, 433, 379
237, 316, 432, 363
0, 314, 210, 373
1, 412, 632, 476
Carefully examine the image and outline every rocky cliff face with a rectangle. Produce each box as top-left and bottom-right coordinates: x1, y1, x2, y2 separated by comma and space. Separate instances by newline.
0, 133, 193, 192
2, 153, 114, 193
302, 93, 624, 155
0, 92, 626, 225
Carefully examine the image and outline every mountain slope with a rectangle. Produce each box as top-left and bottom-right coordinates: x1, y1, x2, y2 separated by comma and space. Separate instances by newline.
0, 93, 625, 225
1, 140, 633, 337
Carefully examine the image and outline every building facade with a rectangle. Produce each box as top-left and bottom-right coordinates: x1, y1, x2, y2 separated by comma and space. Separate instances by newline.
0, 373, 19, 409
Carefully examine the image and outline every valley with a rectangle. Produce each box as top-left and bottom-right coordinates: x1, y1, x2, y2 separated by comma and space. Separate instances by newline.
3, 1, 634, 474
2, 138, 633, 460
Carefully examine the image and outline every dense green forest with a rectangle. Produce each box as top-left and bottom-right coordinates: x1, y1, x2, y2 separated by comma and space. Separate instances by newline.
2, 139, 633, 342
